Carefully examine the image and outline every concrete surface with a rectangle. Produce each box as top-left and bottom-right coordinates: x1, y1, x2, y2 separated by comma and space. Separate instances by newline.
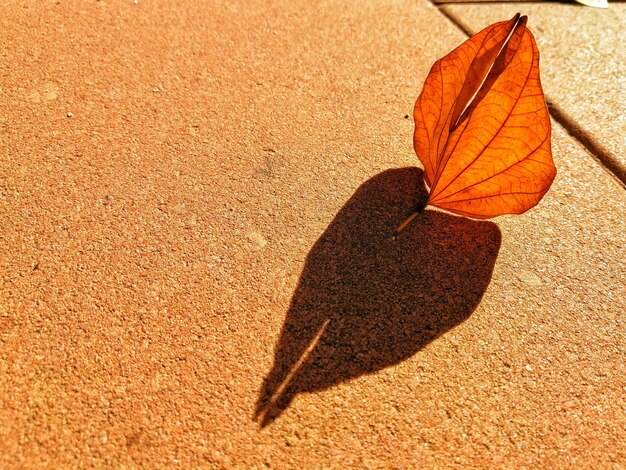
0, 0, 624, 468
441, 3, 626, 182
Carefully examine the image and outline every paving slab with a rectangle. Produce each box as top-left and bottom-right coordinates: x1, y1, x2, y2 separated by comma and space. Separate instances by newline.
441, 3, 626, 183
1, 0, 625, 467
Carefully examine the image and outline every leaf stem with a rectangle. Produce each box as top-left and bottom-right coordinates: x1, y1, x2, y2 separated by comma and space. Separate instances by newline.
394, 202, 428, 234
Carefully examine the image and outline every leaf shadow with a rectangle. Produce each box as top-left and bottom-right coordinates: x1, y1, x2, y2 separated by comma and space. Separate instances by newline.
255, 167, 501, 427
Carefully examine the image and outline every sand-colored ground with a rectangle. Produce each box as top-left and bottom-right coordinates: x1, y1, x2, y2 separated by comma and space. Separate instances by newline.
1, 0, 624, 467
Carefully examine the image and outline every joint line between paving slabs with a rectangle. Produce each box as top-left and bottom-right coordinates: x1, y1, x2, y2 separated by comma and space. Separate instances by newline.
431, 4, 626, 189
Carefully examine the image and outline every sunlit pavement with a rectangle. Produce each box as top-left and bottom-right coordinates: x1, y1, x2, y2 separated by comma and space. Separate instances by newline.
0, 1, 624, 467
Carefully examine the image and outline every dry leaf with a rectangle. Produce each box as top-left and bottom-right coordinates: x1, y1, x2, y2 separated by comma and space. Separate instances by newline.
412, 14, 556, 220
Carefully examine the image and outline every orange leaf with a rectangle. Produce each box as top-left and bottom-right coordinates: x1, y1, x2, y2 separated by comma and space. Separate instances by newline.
413, 14, 556, 219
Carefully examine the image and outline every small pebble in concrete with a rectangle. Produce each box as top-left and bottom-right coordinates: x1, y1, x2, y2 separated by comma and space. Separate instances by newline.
28, 82, 59, 103
246, 231, 267, 250
518, 270, 543, 286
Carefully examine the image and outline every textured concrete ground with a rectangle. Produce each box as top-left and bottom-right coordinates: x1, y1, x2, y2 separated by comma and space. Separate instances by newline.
1, 0, 624, 468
